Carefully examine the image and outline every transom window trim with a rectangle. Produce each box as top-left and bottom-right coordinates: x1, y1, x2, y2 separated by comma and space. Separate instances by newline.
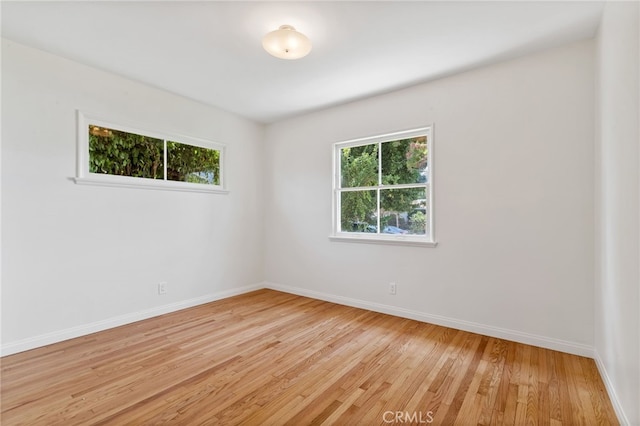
74, 111, 228, 194
331, 126, 436, 247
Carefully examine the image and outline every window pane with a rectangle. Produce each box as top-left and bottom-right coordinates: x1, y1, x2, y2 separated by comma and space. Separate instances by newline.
167, 142, 220, 185
89, 125, 164, 179
381, 136, 428, 185
340, 190, 378, 233
380, 187, 427, 235
340, 143, 378, 188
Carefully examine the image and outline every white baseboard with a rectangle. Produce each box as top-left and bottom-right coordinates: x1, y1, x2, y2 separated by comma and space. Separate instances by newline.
3, 281, 596, 360
594, 352, 629, 425
263, 281, 595, 358
1, 283, 263, 357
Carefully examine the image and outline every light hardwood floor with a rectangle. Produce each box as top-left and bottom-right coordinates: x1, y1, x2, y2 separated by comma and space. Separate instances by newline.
1, 289, 618, 425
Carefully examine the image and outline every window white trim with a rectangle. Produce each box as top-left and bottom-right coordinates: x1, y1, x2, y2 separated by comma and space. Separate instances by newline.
331, 125, 436, 247
72, 174, 229, 194
329, 234, 438, 247
74, 111, 228, 193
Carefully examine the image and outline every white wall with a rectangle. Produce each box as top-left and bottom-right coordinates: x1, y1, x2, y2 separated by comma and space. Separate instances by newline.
1, 40, 265, 354
264, 40, 596, 355
595, 2, 640, 424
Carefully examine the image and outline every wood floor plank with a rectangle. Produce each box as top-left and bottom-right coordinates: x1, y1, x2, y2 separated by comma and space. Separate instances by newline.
547, 348, 563, 423
578, 356, 617, 425
477, 339, 508, 425
1, 289, 619, 425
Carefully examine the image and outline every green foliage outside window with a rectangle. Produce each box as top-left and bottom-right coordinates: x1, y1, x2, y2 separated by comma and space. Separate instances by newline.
409, 211, 427, 234
89, 127, 164, 179
167, 142, 220, 185
88, 125, 220, 185
340, 144, 378, 229
341, 144, 378, 188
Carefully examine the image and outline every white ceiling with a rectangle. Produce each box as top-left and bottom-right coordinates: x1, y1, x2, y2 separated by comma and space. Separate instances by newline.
2, 1, 604, 123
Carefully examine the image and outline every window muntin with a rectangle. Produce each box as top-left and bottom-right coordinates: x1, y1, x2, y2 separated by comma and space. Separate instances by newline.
76, 112, 226, 193
333, 127, 434, 245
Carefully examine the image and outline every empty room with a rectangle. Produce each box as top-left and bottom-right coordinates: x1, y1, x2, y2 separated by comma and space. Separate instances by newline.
1, 1, 639, 425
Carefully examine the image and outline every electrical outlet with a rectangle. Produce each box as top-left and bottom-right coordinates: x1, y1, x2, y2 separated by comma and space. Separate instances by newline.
158, 282, 167, 295
389, 282, 397, 295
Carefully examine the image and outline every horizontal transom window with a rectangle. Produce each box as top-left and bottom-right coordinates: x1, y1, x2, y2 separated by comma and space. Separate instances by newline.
74, 112, 227, 194
331, 127, 435, 247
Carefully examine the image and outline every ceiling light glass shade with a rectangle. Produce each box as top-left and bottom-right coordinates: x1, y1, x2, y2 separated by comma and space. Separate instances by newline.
262, 25, 312, 60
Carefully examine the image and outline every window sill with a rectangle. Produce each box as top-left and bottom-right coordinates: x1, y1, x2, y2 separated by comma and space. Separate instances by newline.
73, 175, 229, 194
329, 234, 437, 247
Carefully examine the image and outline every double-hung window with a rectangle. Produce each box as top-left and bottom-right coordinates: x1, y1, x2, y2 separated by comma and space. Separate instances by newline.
74, 112, 226, 193
332, 126, 435, 246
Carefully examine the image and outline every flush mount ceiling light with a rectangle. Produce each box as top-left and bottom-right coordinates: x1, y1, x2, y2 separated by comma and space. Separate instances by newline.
262, 25, 312, 60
